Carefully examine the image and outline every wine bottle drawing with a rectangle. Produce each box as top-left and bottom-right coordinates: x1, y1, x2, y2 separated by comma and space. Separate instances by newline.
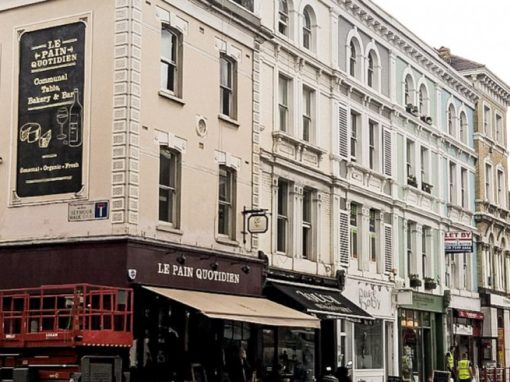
56, 107, 68, 140
67, 88, 83, 147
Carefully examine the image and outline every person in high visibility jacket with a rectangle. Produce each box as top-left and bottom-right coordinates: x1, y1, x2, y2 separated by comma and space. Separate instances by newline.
456, 353, 473, 382
446, 347, 456, 381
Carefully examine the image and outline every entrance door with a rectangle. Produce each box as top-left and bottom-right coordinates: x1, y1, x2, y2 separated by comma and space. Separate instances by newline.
422, 328, 432, 382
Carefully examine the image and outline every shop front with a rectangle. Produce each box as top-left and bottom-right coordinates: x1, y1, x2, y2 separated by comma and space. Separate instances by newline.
343, 277, 396, 382
126, 244, 321, 382
479, 292, 510, 368
447, 294, 483, 368
264, 272, 373, 379
396, 291, 445, 382
0, 240, 320, 382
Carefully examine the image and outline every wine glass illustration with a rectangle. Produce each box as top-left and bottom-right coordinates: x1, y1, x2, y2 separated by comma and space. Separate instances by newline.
56, 107, 68, 140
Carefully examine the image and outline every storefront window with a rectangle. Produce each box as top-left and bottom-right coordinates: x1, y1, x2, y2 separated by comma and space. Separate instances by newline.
355, 320, 383, 369
262, 327, 315, 382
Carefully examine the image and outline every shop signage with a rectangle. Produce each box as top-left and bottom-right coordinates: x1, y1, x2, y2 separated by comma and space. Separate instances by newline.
17, 22, 86, 197
126, 248, 264, 296
399, 292, 444, 313
456, 309, 484, 320
444, 231, 473, 253
343, 278, 393, 318
453, 323, 473, 336
156, 263, 240, 284
490, 294, 510, 309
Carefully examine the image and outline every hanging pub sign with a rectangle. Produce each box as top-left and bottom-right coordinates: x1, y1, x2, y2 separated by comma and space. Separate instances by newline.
444, 231, 473, 253
17, 22, 86, 197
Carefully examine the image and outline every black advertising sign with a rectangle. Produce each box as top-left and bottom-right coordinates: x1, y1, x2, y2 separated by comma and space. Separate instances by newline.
17, 22, 85, 197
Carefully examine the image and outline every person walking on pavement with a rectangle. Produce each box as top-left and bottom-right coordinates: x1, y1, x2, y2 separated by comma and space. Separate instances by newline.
457, 353, 474, 382
446, 347, 456, 382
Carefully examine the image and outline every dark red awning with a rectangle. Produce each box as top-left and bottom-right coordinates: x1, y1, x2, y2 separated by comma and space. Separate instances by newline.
455, 309, 484, 320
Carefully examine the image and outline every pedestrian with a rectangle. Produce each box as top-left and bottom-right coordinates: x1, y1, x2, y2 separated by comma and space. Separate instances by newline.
446, 346, 456, 382
229, 348, 253, 382
456, 353, 473, 382
334, 366, 351, 382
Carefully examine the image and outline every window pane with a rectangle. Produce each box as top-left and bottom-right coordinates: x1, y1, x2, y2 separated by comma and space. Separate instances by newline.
277, 218, 287, 252
355, 321, 383, 369
159, 148, 178, 224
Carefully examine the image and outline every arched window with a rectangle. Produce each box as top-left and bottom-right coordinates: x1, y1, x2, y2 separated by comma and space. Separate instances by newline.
349, 41, 357, 77
418, 84, 429, 116
459, 111, 467, 144
404, 74, 414, 106
303, 7, 312, 50
365, 47, 380, 91
448, 104, 456, 137
278, 0, 289, 36
367, 53, 374, 87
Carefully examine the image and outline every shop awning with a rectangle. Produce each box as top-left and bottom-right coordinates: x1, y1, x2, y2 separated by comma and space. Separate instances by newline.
270, 283, 374, 321
143, 286, 320, 328
454, 309, 484, 320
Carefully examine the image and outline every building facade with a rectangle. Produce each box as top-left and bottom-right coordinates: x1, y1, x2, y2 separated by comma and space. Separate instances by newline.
1, 0, 510, 382
443, 48, 510, 368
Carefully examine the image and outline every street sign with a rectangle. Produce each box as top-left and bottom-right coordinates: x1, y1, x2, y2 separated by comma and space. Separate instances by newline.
68, 200, 109, 221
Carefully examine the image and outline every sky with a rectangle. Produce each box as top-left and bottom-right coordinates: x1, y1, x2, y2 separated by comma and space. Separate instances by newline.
370, 0, 510, 86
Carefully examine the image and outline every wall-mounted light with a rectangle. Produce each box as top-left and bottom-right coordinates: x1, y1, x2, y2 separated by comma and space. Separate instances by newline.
177, 254, 186, 265
242, 265, 250, 274
210, 261, 219, 270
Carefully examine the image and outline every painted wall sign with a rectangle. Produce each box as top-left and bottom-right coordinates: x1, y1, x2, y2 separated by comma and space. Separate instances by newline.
343, 278, 393, 318
444, 231, 473, 253
17, 22, 86, 197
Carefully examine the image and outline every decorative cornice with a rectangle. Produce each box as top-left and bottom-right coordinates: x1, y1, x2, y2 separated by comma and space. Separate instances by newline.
348, 0, 478, 104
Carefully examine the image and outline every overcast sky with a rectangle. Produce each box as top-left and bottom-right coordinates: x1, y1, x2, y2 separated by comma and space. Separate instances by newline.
370, 0, 510, 86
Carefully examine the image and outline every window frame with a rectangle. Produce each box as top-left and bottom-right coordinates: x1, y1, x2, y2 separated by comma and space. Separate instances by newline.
447, 103, 456, 137
349, 41, 357, 77
302, 6, 313, 50
350, 110, 360, 162
302, 85, 314, 142
350, 203, 359, 259
218, 165, 236, 239
369, 209, 378, 263
220, 54, 237, 119
485, 163, 493, 202
277, 179, 290, 253
461, 168, 468, 208
449, 161, 457, 204
160, 26, 182, 96
278, 0, 289, 36
279, 74, 291, 133
368, 120, 379, 171
302, 188, 313, 259
159, 147, 180, 226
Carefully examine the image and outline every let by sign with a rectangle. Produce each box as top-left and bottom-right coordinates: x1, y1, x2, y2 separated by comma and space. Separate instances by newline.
444, 231, 473, 253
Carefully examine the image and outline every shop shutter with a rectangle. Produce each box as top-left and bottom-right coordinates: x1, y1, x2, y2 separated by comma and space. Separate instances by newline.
339, 210, 349, 265
384, 224, 393, 273
338, 104, 348, 158
383, 128, 392, 177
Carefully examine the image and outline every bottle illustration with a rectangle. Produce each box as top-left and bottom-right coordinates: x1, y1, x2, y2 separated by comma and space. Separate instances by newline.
67, 88, 83, 147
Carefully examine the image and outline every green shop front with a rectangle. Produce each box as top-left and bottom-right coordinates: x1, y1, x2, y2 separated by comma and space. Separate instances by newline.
397, 291, 445, 382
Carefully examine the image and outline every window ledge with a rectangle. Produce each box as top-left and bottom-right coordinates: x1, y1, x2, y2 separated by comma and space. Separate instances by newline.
216, 235, 239, 247
272, 131, 327, 157
218, 113, 240, 127
159, 90, 185, 105
156, 223, 183, 235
